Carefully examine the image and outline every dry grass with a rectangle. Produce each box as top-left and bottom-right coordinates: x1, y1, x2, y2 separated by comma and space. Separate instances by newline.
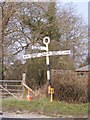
2, 97, 88, 117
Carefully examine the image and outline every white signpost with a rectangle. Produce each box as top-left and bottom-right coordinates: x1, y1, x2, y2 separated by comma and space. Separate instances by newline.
23, 37, 71, 102
23, 50, 70, 59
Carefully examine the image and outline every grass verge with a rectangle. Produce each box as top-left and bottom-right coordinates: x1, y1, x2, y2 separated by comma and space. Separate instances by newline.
2, 97, 88, 117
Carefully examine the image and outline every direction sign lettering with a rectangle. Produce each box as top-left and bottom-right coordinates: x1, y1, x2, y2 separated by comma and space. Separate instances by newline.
23, 50, 70, 59
32, 46, 47, 51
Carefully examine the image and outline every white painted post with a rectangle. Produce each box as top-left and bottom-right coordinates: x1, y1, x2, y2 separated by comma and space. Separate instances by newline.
22, 73, 34, 95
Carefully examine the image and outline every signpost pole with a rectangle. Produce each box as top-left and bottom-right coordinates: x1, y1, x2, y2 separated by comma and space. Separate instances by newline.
23, 36, 71, 102
43, 37, 53, 102
43, 37, 51, 87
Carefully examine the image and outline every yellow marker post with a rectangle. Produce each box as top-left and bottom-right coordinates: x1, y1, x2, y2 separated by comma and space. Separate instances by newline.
50, 88, 54, 103
51, 90, 53, 102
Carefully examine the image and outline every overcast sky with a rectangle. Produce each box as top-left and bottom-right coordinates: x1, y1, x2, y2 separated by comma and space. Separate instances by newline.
57, 1, 89, 23
73, 2, 88, 23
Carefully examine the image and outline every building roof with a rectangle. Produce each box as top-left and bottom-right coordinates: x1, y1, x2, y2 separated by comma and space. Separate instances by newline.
75, 65, 90, 72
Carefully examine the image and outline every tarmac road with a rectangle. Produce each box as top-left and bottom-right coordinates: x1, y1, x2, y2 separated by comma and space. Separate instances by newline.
0, 112, 88, 120
0, 112, 51, 118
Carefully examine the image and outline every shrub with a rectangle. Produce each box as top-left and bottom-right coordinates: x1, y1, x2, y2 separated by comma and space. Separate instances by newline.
51, 71, 88, 103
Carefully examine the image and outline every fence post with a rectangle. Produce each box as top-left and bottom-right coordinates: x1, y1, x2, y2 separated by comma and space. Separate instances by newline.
22, 73, 26, 98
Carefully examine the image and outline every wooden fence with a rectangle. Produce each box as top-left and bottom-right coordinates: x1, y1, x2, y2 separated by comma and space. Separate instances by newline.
0, 73, 34, 99
0, 79, 23, 98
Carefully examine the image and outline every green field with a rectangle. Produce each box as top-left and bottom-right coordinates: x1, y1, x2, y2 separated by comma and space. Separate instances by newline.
1, 97, 88, 118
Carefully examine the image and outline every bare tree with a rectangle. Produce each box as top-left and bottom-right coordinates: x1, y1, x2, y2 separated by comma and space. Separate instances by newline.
3, 2, 88, 80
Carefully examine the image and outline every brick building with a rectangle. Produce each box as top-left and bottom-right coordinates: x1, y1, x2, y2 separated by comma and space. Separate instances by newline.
75, 65, 90, 77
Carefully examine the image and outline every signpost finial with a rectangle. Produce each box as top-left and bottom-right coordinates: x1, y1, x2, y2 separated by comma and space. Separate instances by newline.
43, 37, 50, 45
